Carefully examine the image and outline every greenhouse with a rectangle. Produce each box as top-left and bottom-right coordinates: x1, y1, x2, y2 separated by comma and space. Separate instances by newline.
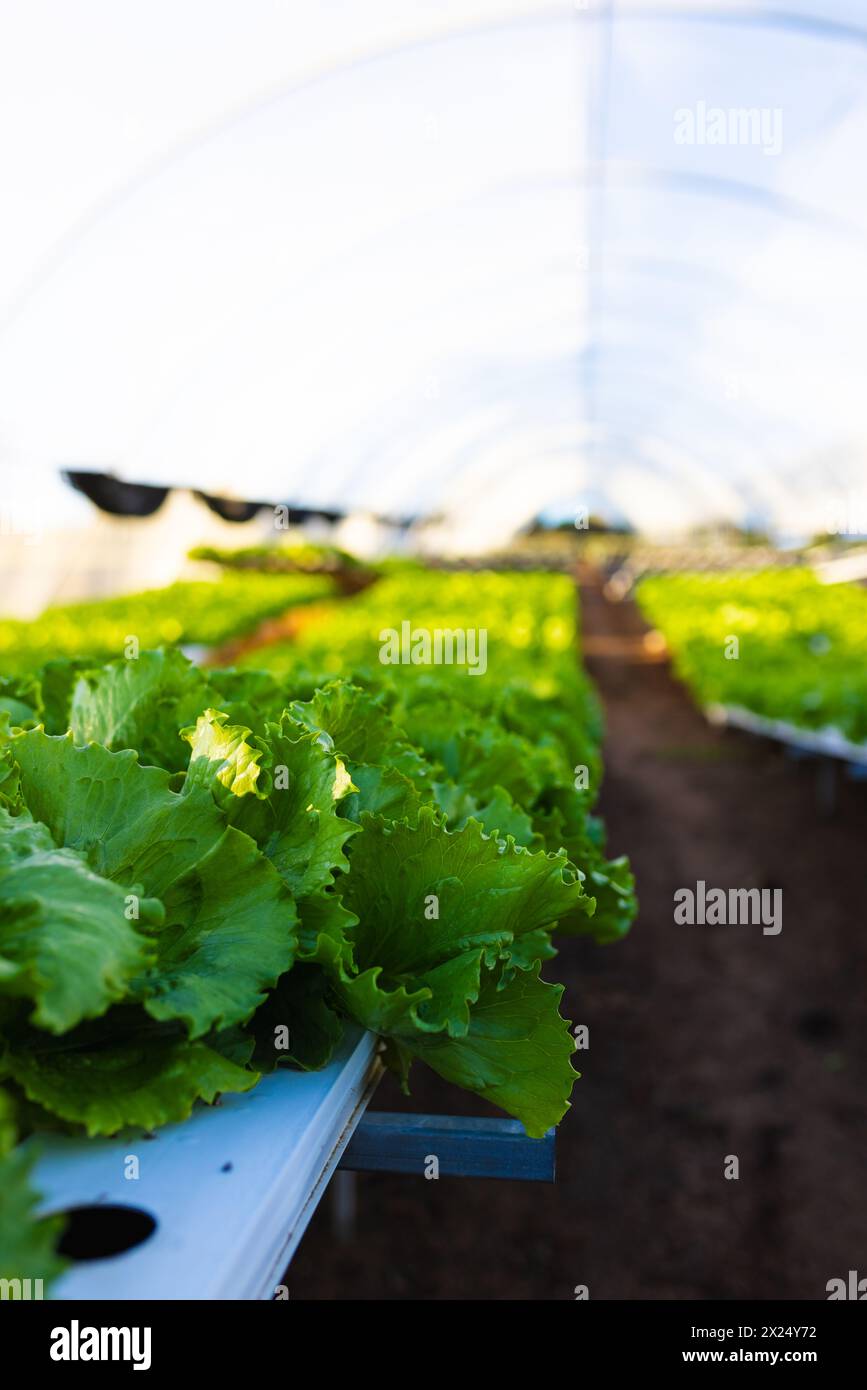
0, 0, 865, 1349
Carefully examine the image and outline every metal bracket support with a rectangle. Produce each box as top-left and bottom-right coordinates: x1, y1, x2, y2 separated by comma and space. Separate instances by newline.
337, 1112, 555, 1182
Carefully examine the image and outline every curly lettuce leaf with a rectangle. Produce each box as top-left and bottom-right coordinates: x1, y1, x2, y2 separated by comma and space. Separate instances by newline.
338, 806, 592, 983
183, 709, 356, 900
0, 1143, 67, 1286
341, 762, 423, 823
8, 730, 298, 1037
401, 962, 577, 1138
70, 648, 220, 771
534, 793, 636, 943
294, 888, 358, 970
0, 673, 41, 729
39, 658, 97, 735
182, 707, 266, 802
2, 1019, 258, 1136
290, 681, 435, 796
248, 964, 344, 1073
140, 821, 299, 1036
205, 666, 290, 724
584, 853, 638, 945
0, 1086, 16, 1157
433, 779, 541, 847
0, 716, 22, 812
393, 694, 569, 810
320, 807, 590, 1099
0, 809, 159, 1033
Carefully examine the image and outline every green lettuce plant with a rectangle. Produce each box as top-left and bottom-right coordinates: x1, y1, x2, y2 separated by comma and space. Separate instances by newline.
0, 568, 636, 1286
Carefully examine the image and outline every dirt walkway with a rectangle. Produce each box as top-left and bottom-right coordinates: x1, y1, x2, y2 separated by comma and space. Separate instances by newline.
292, 575, 867, 1300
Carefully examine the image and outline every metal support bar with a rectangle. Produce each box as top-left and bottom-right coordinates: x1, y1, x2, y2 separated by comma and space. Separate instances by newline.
337, 1112, 555, 1182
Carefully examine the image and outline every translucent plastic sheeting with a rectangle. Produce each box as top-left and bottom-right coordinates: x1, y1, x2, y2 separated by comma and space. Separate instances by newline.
1, 1, 867, 545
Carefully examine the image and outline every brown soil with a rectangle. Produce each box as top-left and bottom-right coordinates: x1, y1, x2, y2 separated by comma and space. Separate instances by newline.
290, 574, 867, 1300
207, 570, 377, 666
207, 600, 338, 667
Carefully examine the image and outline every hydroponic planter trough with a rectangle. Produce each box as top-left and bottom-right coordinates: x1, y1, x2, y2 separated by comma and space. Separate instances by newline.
705, 703, 867, 811
705, 703, 867, 773
32, 1028, 381, 1301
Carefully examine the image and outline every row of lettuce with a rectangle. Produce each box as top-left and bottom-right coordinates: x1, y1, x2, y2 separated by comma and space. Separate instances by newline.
0, 564, 635, 1288
0, 570, 336, 674
189, 540, 369, 576
637, 568, 867, 746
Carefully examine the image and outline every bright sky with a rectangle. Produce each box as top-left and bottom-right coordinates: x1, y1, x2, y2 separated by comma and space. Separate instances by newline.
2, 1, 867, 542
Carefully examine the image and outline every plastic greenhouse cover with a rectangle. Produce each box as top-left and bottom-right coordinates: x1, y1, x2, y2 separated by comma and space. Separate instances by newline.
1, 1, 867, 544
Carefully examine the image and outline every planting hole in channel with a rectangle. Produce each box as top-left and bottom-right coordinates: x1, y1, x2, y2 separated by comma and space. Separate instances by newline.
56, 1204, 157, 1261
